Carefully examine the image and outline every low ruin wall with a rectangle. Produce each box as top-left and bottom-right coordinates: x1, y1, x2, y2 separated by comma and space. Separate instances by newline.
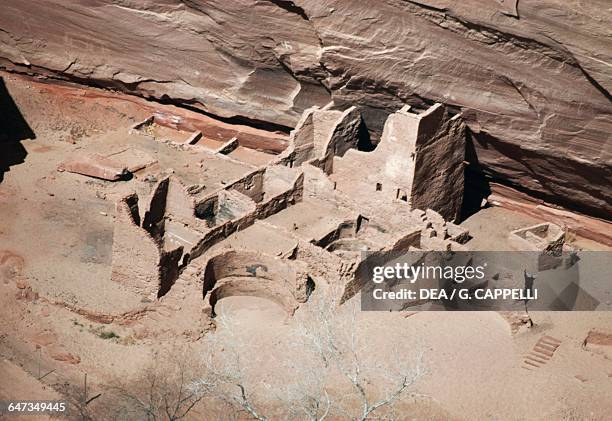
201, 249, 312, 316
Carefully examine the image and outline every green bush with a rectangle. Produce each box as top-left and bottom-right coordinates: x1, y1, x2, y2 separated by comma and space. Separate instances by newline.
98, 330, 120, 340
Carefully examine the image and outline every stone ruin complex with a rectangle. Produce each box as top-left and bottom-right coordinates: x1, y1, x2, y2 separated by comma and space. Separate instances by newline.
98, 101, 484, 334
39, 95, 573, 337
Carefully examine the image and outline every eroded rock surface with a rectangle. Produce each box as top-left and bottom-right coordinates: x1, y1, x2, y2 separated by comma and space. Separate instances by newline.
0, 1, 610, 217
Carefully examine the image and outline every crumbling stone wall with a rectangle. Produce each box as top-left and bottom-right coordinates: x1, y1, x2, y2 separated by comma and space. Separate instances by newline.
277, 106, 363, 175
409, 107, 466, 221
111, 194, 161, 299
387, 104, 465, 221
277, 107, 318, 168
256, 172, 304, 219
189, 170, 304, 261
158, 246, 184, 297
333, 103, 466, 221
225, 167, 266, 203
165, 176, 196, 224
112, 190, 191, 299
302, 164, 338, 200
142, 176, 169, 240
339, 226, 422, 303
311, 106, 362, 174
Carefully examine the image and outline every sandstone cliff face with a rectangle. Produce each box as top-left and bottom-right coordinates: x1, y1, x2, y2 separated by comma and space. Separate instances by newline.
0, 0, 610, 218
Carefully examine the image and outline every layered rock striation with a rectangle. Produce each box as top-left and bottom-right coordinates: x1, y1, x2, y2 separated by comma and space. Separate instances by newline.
0, 0, 610, 217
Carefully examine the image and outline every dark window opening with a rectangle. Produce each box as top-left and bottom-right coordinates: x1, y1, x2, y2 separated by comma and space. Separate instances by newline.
396, 189, 408, 201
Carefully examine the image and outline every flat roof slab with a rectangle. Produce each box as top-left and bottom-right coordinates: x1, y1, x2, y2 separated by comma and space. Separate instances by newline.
263, 199, 355, 243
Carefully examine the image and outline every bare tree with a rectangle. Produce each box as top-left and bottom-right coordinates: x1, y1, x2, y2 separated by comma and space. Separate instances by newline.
109, 352, 214, 421
201, 315, 269, 421
202, 285, 425, 421
293, 287, 425, 421
58, 381, 96, 421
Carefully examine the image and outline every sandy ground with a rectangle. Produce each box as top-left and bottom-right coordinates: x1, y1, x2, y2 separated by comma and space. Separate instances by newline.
462, 206, 540, 251
202, 292, 612, 420
0, 359, 63, 421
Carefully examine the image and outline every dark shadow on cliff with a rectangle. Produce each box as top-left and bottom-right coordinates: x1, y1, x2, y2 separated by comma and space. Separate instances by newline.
0, 77, 34, 184
459, 128, 491, 222
472, 129, 611, 221
356, 116, 375, 152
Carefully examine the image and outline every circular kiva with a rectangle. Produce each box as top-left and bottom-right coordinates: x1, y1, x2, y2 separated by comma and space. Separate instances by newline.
201, 249, 312, 317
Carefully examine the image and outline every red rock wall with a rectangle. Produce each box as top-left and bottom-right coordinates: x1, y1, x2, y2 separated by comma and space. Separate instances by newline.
0, 0, 610, 218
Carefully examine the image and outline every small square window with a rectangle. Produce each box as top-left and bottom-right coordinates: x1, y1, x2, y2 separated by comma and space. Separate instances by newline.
396, 189, 407, 201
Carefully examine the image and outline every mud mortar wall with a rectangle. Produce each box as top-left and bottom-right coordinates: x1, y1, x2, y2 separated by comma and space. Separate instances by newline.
410, 110, 466, 222
189, 171, 304, 261
111, 196, 160, 299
